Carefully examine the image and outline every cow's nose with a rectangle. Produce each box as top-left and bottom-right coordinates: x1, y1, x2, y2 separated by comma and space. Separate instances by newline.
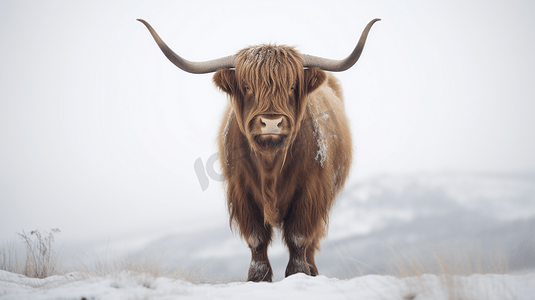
260, 117, 283, 134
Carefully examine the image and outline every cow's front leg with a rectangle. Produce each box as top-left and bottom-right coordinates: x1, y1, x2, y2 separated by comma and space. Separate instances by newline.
245, 223, 273, 282
228, 182, 274, 282
238, 202, 273, 282
283, 219, 312, 277
306, 238, 320, 276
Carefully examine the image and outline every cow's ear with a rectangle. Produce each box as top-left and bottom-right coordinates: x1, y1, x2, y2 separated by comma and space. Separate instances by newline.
303, 67, 327, 95
213, 69, 238, 95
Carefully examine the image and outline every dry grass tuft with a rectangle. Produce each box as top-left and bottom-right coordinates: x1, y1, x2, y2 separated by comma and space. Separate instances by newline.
75, 249, 230, 284
16, 229, 62, 278
0, 240, 24, 274
1, 231, 233, 285
387, 244, 509, 278
387, 244, 513, 300
78, 251, 169, 279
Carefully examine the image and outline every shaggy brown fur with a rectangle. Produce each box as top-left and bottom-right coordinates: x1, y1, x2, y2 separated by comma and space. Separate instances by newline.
213, 44, 352, 282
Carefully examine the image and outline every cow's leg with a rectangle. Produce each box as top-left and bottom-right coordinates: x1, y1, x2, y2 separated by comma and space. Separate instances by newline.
283, 193, 327, 278
246, 226, 273, 282
238, 199, 274, 283
283, 217, 313, 277
305, 238, 320, 276
228, 180, 274, 282
246, 224, 273, 282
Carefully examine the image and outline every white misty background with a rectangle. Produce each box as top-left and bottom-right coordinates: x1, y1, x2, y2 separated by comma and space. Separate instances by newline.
1, 0, 534, 279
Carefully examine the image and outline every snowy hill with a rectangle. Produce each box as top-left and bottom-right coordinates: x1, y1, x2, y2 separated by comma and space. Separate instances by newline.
1, 270, 534, 300
125, 173, 535, 280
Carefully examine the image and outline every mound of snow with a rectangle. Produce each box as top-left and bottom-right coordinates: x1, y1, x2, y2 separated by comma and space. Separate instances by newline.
1, 270, 534, 300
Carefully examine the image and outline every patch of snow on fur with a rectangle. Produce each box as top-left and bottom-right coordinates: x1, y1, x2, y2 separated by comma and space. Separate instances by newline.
222, 109, 234, 167
309, 104, 328, 168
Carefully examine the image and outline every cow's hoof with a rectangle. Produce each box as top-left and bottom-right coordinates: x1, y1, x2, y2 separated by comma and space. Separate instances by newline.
308, 263, 318, 276
285, 259, 311, 277
247, 260, 273, 282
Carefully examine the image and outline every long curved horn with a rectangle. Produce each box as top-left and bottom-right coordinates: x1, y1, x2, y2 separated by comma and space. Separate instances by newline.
303, 18, 381, 72
137, 19, 235, 74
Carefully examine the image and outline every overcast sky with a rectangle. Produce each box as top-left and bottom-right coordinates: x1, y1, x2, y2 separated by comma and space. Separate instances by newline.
1, 0, 534, 246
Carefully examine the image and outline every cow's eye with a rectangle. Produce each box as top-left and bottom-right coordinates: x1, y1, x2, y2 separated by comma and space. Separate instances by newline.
290, 86, 295, 91
244, 86, 250, 92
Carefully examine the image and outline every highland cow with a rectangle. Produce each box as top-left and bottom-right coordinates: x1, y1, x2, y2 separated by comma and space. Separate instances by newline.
138, 18, 380, 282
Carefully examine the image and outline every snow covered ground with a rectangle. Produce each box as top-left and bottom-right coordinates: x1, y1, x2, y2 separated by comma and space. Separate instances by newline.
1, 270, 534, 300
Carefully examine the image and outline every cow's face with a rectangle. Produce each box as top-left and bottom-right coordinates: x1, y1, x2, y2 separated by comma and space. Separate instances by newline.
213, 45, 326, 155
